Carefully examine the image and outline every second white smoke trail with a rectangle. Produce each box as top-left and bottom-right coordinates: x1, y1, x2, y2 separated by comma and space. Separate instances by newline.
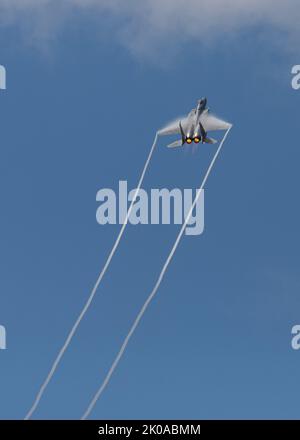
81, 125, 232, 420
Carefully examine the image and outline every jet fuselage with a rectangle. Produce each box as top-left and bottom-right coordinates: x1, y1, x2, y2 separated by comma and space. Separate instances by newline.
183, 98, 207, 144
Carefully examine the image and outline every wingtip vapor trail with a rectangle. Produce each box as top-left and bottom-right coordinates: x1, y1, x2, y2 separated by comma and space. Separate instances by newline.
81, 125, 232, 420
24, 132, 160, 420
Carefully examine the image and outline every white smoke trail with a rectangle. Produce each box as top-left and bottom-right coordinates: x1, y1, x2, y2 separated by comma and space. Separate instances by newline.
24, 133, 159, 420
81, 125, 232, 420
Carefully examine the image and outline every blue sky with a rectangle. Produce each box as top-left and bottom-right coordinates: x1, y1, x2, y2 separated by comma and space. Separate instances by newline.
0, 1, 300, 420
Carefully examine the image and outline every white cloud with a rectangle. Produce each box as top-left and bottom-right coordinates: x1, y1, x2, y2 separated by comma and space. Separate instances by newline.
0, 0, 299, 57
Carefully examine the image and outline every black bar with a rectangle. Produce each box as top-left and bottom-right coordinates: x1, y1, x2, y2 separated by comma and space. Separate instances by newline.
0, 420, 299, 438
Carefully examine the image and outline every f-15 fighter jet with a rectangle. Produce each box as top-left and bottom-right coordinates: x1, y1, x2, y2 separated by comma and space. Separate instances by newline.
158, 98, 231, 148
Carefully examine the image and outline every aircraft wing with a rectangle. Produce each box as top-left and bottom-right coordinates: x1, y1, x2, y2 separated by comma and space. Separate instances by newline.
200, 111, 231, 131
158, 116, 188, 136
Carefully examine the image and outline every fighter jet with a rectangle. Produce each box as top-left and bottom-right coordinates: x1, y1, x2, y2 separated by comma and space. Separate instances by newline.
158, 98, 231, 148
